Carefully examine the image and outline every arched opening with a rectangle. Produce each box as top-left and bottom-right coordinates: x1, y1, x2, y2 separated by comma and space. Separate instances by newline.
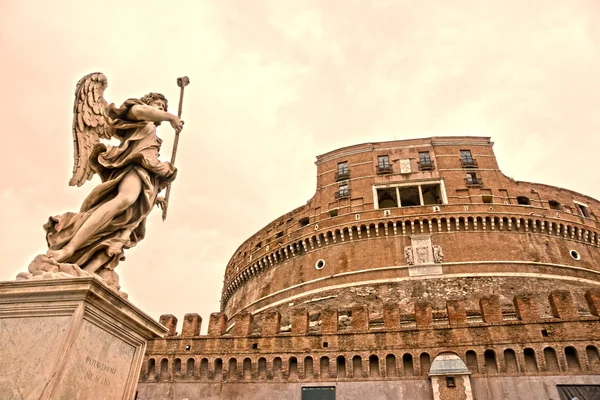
200, 358, 209, 379
147, 358, 156, 379
273, 357, 282, 379
337, 356, 346, 378
186, 358, 195, 377
544, 347, 559, 372
228, 358, 237, 379
289, 357, 298, 379
504, 349, 518, 373
402, 353, 414, 376
565, 347, 581, 372
420, 353, 431, 376
160, 358, 169, 378
524, 348, 538, 372
258, 357, 267, 379
587, 346, 600, 371
466, 350, 478, 373
174, 358, 182, 375
369, 355, 380, 377
352, 356, 362, 378
320, 356, 330, 378
304, 357, 314, 379
484, 350, 498, 374
243, 358, 252, 380
214, 358, 223, 379
386, 354, 397, 377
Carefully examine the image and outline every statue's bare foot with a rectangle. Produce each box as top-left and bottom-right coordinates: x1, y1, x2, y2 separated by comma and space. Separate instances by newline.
46, 248, 73, 263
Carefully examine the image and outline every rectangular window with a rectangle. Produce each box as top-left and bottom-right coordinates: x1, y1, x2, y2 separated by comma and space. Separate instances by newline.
418, 151, 435, 171
460, 149, 478, 168
378, 155, 390, 167
575, 202, 590, 218
376, 155, 393, 174
460, 150, 473, 162
465, 172, 481, 185
335, 161, 350, 181
336, 183, 350, 199
374, 181, 446, 209
302, 386, 336, 400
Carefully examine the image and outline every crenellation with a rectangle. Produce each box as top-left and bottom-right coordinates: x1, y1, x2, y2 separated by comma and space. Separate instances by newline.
291, 308, 309, 335
351, 305, 369, 332
233, 312, 253, 336
262, 311, 281, 335
415, 302, 433, 328
513, 293, 540, 322
447, 299, 467, 325
181, 313, 201, 337
479, 295, 503, 323
549, 290, 579, 319
321, 307, 339, 334
159, 314, 178, 337
585, 288, 600, 316
208, 313, 227, 336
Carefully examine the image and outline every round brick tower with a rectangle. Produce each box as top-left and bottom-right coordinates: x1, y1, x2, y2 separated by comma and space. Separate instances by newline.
221, 136, 600, 322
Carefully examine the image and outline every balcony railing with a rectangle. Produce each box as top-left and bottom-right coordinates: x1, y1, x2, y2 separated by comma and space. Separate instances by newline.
376, 164, 393, 174
335, 189, 351, 200
418, 160, 435, 171
465, 177, 483, 186
461, 158, 478, 168
335, 170, 350, 181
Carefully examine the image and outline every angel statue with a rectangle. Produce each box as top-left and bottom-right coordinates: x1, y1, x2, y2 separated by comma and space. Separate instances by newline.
17, 72, 185, 295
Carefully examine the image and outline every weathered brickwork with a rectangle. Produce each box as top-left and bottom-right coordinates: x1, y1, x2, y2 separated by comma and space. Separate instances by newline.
139, 137, 600, 399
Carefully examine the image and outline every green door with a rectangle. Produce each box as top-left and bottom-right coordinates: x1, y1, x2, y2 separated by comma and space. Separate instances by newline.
301, 386, 336, 400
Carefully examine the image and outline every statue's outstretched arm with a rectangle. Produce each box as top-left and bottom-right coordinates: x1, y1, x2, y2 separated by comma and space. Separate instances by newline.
130, 104, 184, 134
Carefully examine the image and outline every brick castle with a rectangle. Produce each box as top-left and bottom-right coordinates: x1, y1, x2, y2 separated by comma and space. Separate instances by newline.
136, 136, 600, 399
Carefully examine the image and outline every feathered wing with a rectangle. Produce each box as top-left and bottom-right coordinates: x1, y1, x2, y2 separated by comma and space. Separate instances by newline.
69, 72, 110, 187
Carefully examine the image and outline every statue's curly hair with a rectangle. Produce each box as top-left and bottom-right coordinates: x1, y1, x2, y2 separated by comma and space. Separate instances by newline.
140, 92, 168, 112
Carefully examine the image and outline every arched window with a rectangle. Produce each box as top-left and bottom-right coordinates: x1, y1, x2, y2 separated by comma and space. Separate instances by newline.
586, 346, 600, 371
385, 354, 396, 377
147, 358, 156, 379
273, 357, 282, 379
243, 358, 252, 380
523, 348, 538, 372
504, 349, 518, 373
484, 350, 498, 374
466, 350, 478, 374
320, 356, 330, 378
304, 357, 314, 379
214, 358, 223, 379
544, 348, 559, 372
174, 358, 182, 375
565, 347, 581, 372
402, 353, 414, 376
186, 358, 195, 377
228, 358, 237, 379
160, 358, 169, 378
289, 357, 298, 379
258, 357, 267, 379
337, 356, 346, 378
420, 353, 431, 376
369, 355, 380, 378
352, 356, 362, 378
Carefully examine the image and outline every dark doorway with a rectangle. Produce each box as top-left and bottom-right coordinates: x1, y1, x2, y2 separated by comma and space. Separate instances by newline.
302, 386, 336, 400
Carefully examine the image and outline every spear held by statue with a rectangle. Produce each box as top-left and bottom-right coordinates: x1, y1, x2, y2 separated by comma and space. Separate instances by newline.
162, 76, 190, 221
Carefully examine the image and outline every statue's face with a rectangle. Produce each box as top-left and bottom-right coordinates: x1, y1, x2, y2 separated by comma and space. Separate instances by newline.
149, 99, 166, 111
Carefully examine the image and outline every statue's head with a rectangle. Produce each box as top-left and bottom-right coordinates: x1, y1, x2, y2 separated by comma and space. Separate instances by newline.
140, 92, 168, 112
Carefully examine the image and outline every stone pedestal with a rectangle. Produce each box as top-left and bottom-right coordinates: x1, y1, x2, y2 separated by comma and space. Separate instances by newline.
0, 277, 168, 400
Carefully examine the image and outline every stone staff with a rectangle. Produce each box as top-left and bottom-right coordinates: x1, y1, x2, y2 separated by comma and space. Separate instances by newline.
162, 76, 190, 221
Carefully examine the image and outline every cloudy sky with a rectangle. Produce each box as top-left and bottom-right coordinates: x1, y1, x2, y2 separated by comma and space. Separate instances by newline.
1, 0, 599, 333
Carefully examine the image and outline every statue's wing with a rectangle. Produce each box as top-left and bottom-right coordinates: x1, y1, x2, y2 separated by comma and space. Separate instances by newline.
69, 72, 110, 187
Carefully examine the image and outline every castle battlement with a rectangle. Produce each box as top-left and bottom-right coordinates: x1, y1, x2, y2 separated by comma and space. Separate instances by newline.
141, 290, 600, 383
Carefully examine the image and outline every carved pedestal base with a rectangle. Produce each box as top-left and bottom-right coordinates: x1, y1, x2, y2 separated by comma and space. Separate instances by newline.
0, 277, 167, 400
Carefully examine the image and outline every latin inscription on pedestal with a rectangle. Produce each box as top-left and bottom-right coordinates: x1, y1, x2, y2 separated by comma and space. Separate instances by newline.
53, 319, 136, 398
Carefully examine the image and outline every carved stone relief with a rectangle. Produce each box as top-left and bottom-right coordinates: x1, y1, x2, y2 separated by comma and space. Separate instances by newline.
400, 159, 411, 174
405, 235, 444, 276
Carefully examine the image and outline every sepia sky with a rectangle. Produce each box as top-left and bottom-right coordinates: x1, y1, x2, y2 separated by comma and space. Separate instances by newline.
1, 0, 599, 333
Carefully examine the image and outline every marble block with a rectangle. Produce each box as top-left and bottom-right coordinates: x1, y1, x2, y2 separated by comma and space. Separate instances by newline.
0, 277, 168, 400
